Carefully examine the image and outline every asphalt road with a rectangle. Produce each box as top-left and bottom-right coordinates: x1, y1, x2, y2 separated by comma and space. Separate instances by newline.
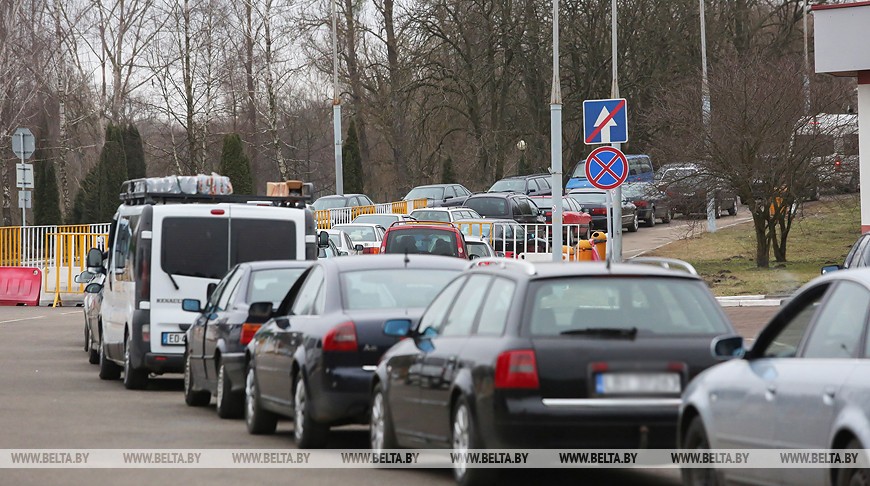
0, 306, 682, 486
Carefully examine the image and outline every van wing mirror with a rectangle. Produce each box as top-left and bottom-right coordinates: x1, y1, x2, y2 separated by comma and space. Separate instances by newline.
318, 231, 330, 248
206, 283, 218, 301
86, 248, 103, 268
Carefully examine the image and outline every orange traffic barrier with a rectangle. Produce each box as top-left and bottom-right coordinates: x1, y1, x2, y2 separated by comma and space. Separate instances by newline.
0, 267, 42, 306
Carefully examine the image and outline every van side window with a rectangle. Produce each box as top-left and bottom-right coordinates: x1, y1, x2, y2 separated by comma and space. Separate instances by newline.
114, 219, 132, 270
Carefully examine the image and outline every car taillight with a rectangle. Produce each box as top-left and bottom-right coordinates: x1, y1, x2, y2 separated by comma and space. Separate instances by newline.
136, 237, 151, 305
323, 321, 357, 352
363, 247, 379, 254
240, 323, 262, 345
545, 211, 553, 218
591, 208, 607, 215
142, 324, 150, 342
495, 350, 539, 389
633, 200, 647, 208
504, 251, 515, 259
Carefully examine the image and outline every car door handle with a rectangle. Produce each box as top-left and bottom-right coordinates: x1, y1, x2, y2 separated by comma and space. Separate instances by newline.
823, 387, 836, 405
765, 384, 776, 401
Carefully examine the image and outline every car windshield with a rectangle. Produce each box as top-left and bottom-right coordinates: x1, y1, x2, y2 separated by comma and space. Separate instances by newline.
405, 187, 445, 200
334, 225, 378, 242
410, 210, 450, 222
465, 197, 508, 216
385, 228, 459, 257
568, 192, 607, 204
622, 184, 652, 198
248, 268, 306, 307
466, 241, 490, 259
353, 214, 398, 226
489, 180, 526, 192
341, 269, 459, 310
572, 162, 587, 178
658, 168, 696, 183
526, 277, 729, 336
312, 197, 349, 210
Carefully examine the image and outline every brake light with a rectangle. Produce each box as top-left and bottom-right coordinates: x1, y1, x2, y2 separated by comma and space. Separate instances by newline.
591, 361, 608, 373
545, 211, 553, 218
667, 362, 687, 373
591, 208, 607, 216
142, 324, 150, 342
211, 209, 225, 215
504, 251, 515, 259
363, 247, 379, 254
240, 323, 262, 345
323, 321, 357, 352
495, 350, 539, 389
633, 200, 647, 208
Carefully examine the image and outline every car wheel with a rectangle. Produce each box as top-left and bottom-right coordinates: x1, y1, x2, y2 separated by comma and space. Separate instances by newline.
244, 366, 277, 434
662, 208, 673, 224
293, 374, 329, 448
370, 384, 398, 451
626, 214, 639, 233
98, 331, 122, 380
727, 200, 738, 216
681, 416, 720, 486
452, 397, 497, 486
84, 323, 89, 352
216, 362, 243, 419
835, 439, 870, 486
123, 332, 149, 390
183, 350, 210, 406
644, 207, 656, 227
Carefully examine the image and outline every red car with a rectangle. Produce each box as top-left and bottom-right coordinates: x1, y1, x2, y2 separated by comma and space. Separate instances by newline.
379, 221, 469, 259
529, 195, 593, 241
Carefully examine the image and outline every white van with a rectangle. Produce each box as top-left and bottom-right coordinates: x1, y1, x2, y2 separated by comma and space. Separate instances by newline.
91, 178, 321, 389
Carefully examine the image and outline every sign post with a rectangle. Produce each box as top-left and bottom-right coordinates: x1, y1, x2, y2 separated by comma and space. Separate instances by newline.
583, 99, 628, 263
12, 128, 35, 227
584, 146, 629, 265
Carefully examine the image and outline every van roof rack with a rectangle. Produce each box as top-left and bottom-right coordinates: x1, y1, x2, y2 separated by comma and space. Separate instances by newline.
119, 178, 314, 207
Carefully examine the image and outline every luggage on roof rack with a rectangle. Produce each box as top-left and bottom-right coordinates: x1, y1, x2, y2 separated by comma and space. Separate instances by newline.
119, 174, 313, 207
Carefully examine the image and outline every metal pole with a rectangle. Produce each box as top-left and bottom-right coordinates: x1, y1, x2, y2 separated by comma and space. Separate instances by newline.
700, 0, 716, 233
802, 0, 811, 114
331, 0, 344, 195
610, 0, 622, 262
550, 0, 563, 262
20, 132, 26, 227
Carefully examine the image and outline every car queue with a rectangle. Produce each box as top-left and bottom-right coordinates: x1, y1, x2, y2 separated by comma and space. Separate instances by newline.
74, 174, 870, 486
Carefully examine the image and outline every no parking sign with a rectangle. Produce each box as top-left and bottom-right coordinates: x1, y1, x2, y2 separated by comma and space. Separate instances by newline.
584, 147, 628, 190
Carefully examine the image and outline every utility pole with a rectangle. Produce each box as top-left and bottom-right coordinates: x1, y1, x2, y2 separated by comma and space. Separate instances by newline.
331, 0, 344, 195
701, 0, 717, 233
550, 0, 564, 262
610, 0, 622, 261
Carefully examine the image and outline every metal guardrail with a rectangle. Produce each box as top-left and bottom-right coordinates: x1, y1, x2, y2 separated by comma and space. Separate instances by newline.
314, 199, 429, 229
43, 231, 109, 306
0, 224, 111, 268
455, 222, 592, 260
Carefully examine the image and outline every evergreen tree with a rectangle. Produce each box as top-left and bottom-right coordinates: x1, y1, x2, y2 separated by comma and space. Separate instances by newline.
92, 124, 129, 221
342, 120, 364, 194
441, 156, 456, 184
33, 149, 62, 225
122, 124, 147, 179
219, 133, 254, 194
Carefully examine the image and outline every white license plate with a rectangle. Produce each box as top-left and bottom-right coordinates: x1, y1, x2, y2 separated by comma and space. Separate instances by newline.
596, 372, 681, 395
162, 332, 186, 346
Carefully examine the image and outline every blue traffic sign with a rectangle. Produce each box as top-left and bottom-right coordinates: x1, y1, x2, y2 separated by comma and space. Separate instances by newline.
585, 147, 628, 190
583, 98, 628, 145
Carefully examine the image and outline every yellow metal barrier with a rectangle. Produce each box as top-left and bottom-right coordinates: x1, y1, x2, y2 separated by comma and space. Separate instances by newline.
43, 232, 108, 307
0, 226, 22, 266
314, 198, 429, 230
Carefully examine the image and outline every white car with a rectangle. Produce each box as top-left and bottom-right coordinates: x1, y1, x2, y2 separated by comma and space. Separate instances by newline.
463, 236, 497, 260
326, 229, 356, 255
351, 213, 415, 228
332, 223, 386, 254
409, 207, 480, 223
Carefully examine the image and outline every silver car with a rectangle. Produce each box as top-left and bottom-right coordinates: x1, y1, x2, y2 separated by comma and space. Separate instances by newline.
680, 269, 870, 486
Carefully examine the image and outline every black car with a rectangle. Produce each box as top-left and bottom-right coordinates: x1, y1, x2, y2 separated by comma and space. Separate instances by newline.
311, 194, 376, 211
463, 193, 544, 225
622, 182, 673, 227
488, 174, 553, 196
243, 255, 467, 447
567, 189, 639, 232
822, 233, 870, 274
657, 164, 738, 218
403, 184, 473, 208
181, 261, 312, 418
371, 259, 739, 485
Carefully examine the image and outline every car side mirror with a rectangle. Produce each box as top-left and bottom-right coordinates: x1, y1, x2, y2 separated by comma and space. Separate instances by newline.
711, 335, 744, 360
354, 244, 364, 252
206, 283, 217, 301
248, 301, 274, 322
75, 271, 95, 284
275, 317, 290, 330
495, 251, 505, 258
468, 254, 478, 260
821, 265, 842, 274
339, 251, 348, 256
182, 299, 203, 313
318, 231, 330, 248
84, 282, 103, 294
86, 248, 103, 268
384, 319, 412, 337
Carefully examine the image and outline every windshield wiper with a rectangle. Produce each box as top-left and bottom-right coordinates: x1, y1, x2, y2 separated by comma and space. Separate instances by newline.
165, 271, 180, 291
560, 327, 638, 338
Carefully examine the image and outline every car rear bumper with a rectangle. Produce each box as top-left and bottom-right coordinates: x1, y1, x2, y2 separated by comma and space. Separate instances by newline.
307, 365, 376, 425
482, 396, 680, 449
636, 208, 654, 220
140, 353, 184, 374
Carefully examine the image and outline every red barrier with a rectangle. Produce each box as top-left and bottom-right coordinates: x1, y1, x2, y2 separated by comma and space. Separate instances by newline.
0, 267, 42, 306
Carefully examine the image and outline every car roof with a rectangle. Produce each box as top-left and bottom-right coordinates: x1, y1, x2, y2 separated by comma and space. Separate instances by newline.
568, 188, 606, 194
320, 254, 468, 272
334, 223, 382, 228
240, 260, 314, 271
411, 207, 467, 212
467, 193, 516, 199
468, 261, 702, 280
457, 218, 516, 224
411, 184, 456, 188
386, 222, 459, 231
498, 173, 549, 180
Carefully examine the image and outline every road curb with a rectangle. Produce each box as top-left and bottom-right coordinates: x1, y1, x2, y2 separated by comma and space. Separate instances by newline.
716, 296, 783, 307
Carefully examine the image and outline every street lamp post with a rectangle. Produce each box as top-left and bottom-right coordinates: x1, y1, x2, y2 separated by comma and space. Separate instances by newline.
550, 0, 564, 262
517, 139, 527, 174
331, 0, 343, 195
700, 0, 716, 233
610, 0, 623, 261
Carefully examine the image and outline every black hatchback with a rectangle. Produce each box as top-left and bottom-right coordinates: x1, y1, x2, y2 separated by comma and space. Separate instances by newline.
370, 259, 739, 485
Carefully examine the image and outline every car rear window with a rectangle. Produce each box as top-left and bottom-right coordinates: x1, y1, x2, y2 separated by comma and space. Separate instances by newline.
489, 180, 525, 192
465, 197, 508, 217
568, 193, 607, 204
353, 214, 398, 227
248, 268, 307, 306
162, 217, 296, 279
410, 210, 450, 222
334, 225, 378, 242
466, 241, 490, 259
341, 269, 459, 310
385, 228, 459, 257
525, 277, 729, 336
312, 197, 349, 210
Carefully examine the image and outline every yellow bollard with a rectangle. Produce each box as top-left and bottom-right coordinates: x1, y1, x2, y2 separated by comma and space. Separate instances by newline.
591, 231, 607, 261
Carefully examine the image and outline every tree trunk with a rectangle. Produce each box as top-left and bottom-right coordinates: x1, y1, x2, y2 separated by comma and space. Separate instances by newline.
752, 210, 770, 268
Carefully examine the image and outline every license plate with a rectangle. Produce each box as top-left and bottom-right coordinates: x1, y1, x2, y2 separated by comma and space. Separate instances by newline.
161, 332, 186, 346
596, 372, 681, 395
